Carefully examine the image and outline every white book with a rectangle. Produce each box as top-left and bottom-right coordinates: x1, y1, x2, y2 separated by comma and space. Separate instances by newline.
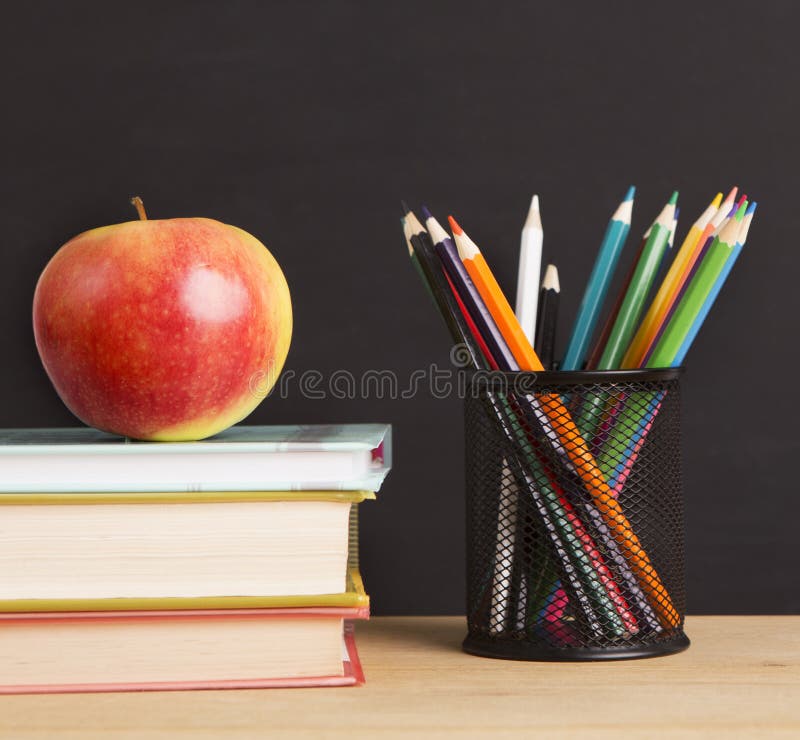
0, 424, 391, 493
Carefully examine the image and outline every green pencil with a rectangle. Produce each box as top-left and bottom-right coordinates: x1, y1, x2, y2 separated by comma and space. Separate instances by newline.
576, 193, 677, 440
598, 192, 678, 370
647, 201, 746, 368
596, 201, 748, 480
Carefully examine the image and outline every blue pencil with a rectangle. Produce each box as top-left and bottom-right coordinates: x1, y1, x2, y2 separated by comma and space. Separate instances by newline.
561, 186, 635, 370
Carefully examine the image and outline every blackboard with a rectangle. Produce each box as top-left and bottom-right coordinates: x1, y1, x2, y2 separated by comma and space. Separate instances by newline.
1, 1, 797, 613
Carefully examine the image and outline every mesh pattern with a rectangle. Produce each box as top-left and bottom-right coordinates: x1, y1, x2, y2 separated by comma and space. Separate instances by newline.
464, 370, 687, 659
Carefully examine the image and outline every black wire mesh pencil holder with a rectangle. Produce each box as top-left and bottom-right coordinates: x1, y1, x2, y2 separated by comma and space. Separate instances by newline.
463, 368, 689, 661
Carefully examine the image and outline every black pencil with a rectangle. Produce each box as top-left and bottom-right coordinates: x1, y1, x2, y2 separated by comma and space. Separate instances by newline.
401, 205, 488, 370
534, 264, 560, 370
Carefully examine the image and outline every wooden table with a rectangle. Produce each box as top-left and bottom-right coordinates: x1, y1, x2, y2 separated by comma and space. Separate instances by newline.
1, 616, 798, 738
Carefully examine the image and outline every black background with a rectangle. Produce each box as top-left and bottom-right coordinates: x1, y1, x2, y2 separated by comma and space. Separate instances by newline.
1, 2, 797, 613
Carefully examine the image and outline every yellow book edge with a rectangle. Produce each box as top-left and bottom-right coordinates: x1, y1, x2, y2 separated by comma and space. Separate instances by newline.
0, 490, 376, 505
0, 569, 369, 613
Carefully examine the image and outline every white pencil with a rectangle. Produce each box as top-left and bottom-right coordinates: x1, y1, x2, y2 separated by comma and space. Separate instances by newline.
515, 195, 543, 345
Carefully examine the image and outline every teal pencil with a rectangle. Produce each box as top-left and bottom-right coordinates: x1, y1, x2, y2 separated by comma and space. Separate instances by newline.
561, 186, 635, 370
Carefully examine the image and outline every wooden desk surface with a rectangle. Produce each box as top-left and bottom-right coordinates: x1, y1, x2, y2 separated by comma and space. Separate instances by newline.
1, 616, 798, 739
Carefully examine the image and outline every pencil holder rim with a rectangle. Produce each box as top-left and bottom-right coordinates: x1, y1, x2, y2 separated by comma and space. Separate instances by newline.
464, 366, 683, 390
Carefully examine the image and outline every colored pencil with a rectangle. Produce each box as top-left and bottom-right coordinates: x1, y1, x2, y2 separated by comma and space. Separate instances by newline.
648, 201, 746, 367
534, 265, 560, 370
489, 456, 520, 634
601, 200, 755, 490
599, 203, 748, 477
576, 195, 676, 443
422, 207, 518, 370
401, 207, 488, 369
448, 215, 540, 371
621, 192, 722, 368
561, 186, 634, 370
672, 202, 755, 365
598, 192, 677, 370
641, 193, 739, 367
515, 195, 543, 345
585, 223, 650, 370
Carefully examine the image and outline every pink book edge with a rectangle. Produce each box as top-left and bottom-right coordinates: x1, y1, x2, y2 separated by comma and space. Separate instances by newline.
0, 615, 367, 694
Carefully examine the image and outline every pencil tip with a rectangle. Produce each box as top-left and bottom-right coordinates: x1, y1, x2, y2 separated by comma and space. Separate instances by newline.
711, 192, 723, 209
668, 190, 679, 205
746, 201, 757, 215
400, 200, 411, 216
624, 185, 636, 201
542, 264, 560, 292
724, 186, 738, 206
420, 204, 433, 222
531, 194, 540, 212
447, 215, 463, 236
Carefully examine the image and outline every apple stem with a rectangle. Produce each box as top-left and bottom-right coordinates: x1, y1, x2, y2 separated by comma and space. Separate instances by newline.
130, 196, 148, 221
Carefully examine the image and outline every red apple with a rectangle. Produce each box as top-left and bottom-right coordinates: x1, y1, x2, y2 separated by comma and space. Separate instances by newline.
33, 198, 292, 441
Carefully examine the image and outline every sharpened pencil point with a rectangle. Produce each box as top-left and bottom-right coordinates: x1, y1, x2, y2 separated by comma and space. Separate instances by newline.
447, 215, 463, 236
711, 192, 723, 209
734, 200, 748, 220
746, 201, 757, 215
723, 187, 738, 208
400, 200, 411, 217
668, 191, 679, 205
420, 204, 433, 222
542, 264, 560, 292
624, 185, 636, 201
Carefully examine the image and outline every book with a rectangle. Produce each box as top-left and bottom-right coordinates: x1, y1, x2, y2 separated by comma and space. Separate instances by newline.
0, 607, 366, 694
0, 424, 391, 492
0, 489, 372, 609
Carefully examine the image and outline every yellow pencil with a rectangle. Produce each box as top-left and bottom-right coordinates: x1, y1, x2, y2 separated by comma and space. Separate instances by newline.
621, 191, 723, 368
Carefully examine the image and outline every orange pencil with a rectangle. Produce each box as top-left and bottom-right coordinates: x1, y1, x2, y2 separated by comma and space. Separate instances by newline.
449, 216, 541, 371
449, 215, 679, 627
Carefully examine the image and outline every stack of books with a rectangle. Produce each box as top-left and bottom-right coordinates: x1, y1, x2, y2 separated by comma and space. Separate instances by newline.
0, 424, 391, 693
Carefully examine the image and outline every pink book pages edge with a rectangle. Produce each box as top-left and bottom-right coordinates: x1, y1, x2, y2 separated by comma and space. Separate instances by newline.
0, 614, 367, 693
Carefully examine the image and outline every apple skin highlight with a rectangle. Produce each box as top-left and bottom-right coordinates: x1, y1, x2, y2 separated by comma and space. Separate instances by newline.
33, 217, 292, 441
